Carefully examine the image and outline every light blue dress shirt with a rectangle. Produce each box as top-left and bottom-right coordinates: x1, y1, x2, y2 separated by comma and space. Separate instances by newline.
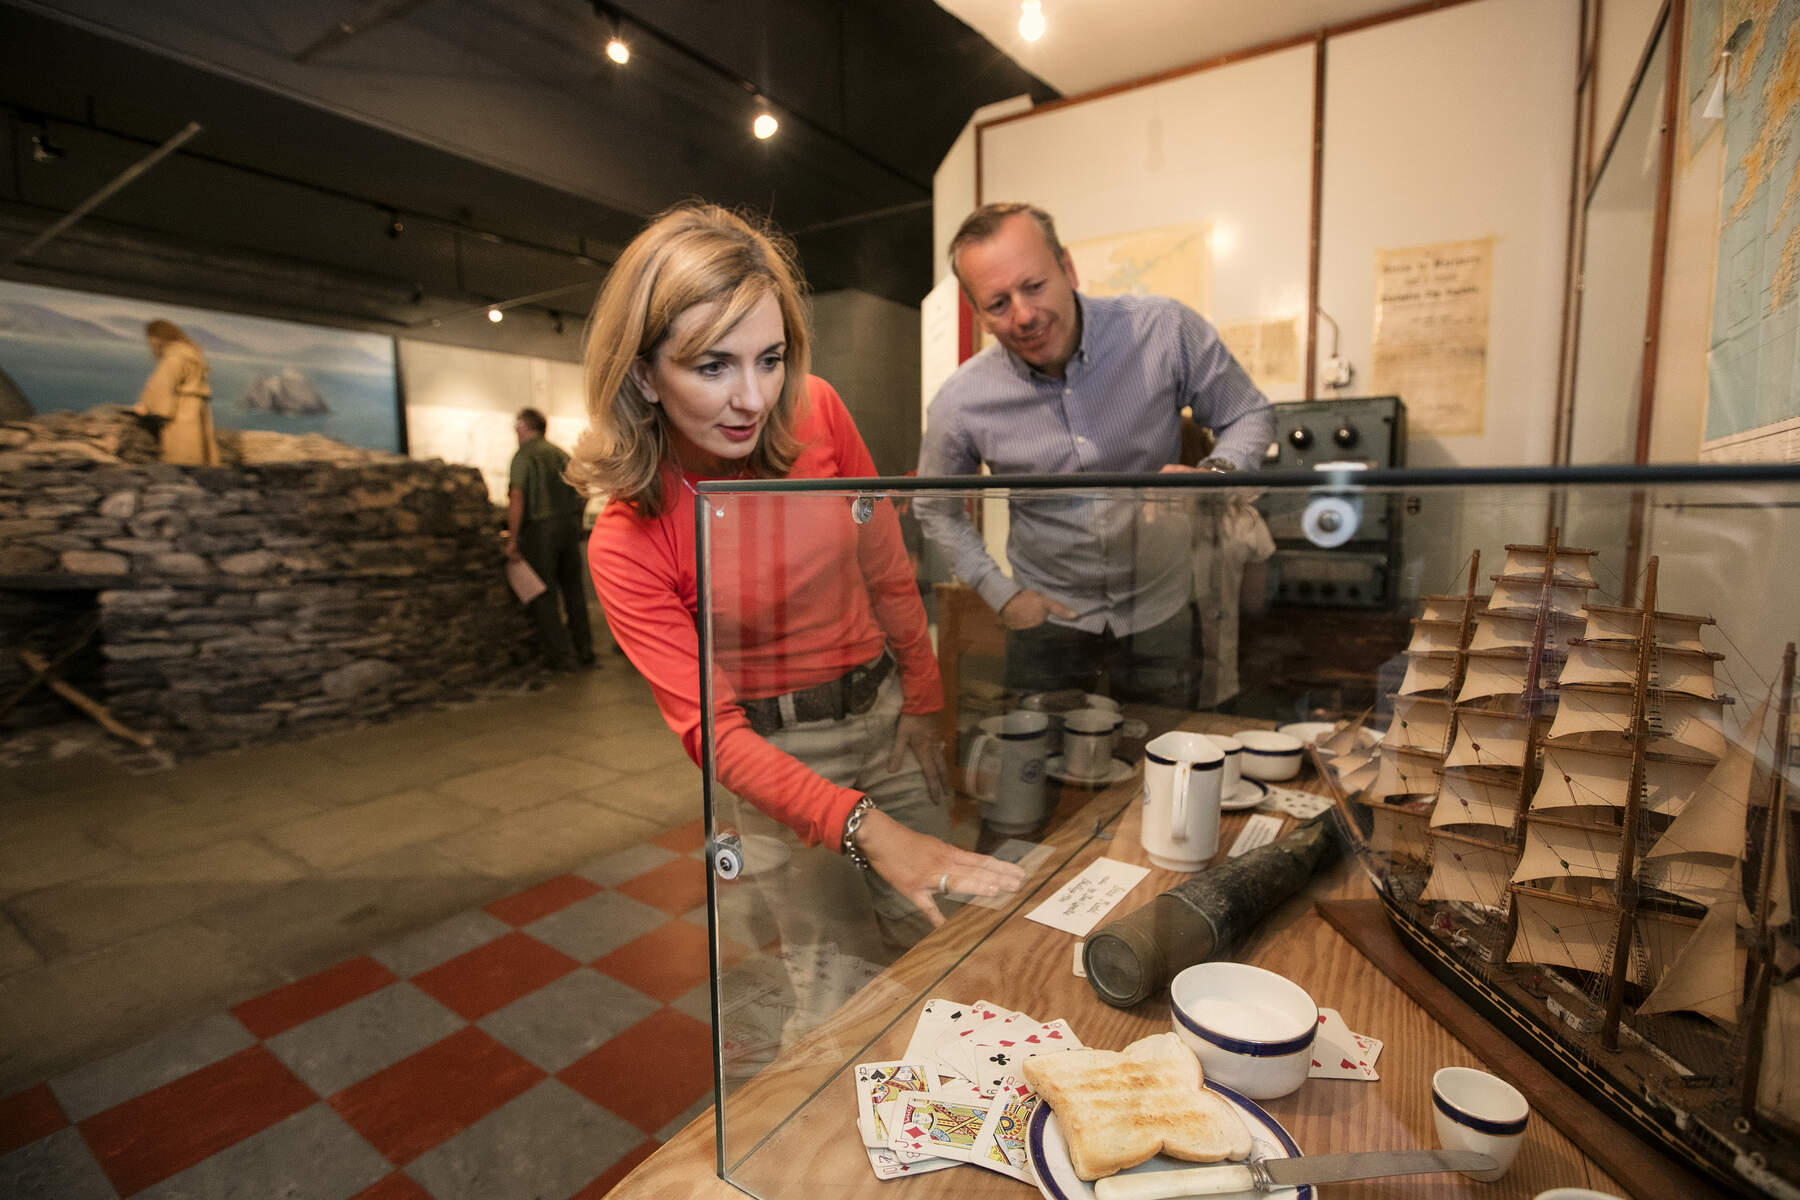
916, 291, 1275, 636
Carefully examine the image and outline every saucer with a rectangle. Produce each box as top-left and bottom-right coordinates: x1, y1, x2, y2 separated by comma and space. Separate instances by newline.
1222, 778, 1268, 810
1046, 755, 1135, 785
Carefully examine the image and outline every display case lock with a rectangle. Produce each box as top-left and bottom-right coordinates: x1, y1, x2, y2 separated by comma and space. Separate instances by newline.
710, 830, 743, 880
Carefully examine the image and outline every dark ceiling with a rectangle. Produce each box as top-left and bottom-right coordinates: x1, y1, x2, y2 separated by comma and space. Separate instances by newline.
0, 0, 1055, 356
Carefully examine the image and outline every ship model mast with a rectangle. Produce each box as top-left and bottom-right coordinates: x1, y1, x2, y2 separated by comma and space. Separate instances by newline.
1322, 530, 1800, 1194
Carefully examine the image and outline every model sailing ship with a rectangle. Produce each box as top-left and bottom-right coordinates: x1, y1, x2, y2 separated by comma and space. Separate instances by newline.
1320, 532, 1799, 1198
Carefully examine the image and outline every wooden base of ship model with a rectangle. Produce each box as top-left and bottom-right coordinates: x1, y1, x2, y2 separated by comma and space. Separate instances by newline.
1319, 536, 1799, 1199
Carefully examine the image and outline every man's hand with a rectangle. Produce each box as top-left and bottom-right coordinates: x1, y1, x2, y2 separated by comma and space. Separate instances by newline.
504, 534, 522, 562
853, 808, 1027, 928
999, 589, 1077, 631
887, 711, 947, 804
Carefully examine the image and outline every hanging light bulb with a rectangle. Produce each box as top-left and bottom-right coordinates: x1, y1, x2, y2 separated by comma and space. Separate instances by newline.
1019, 0, 1045, 42
487, 308, 504, 323
752, 107, 779, 140
605, 36, 629, 64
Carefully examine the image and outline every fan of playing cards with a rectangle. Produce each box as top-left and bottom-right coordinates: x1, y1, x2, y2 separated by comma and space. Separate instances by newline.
853, 998, 1083, 1181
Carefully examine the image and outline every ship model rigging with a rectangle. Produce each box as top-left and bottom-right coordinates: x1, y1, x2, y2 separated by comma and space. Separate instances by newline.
1321, 531, 1798, 1198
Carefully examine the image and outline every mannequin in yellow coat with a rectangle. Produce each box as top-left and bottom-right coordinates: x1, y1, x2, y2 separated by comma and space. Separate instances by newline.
134, 319, 220, 465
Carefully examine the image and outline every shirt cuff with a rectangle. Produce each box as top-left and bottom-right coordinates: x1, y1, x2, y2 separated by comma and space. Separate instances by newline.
976, 573, 1024, 618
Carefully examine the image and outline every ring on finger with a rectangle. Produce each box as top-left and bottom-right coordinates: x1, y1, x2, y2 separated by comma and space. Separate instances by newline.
937, 872, 950, 894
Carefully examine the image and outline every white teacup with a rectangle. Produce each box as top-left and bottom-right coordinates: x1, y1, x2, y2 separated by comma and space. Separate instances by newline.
966, 711, 1051, 833
1140, 731, 1224, 870
1204, 733, 1243, 800
1238, 729, 1304, 781
1064, 706, 1124, 780
1433, 1066, 1529, 1181
1021, 690, 1087, 754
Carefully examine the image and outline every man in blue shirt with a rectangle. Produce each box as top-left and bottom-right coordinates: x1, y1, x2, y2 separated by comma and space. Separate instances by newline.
915, 203, 1274, 706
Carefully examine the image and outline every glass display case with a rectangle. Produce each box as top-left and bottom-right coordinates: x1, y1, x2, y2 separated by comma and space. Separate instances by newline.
684, 464, 1800, 1200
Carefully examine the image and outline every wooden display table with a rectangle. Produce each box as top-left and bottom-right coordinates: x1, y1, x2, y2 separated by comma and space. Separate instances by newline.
609, 718, 1642, 1200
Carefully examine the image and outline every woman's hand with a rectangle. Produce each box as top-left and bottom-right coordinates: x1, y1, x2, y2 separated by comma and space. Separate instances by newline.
887, 711, 947, 804
853, 808, 1028, 928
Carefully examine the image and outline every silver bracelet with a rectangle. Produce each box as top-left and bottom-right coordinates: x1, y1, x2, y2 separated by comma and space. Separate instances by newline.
840, 795, 875, 870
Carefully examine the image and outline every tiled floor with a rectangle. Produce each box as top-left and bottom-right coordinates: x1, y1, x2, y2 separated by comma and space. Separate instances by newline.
0, 822, 721, 1199
0, 645, 753, 1199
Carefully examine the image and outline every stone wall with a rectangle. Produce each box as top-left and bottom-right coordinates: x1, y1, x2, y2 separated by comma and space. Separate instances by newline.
1, 408, 538, 757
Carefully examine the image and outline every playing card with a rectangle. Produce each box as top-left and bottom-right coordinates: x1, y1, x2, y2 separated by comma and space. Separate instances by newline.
1309, 1007, 1380, 1080
903, 997, 971, 1064
928, 1075, 989, 1104
1257, 786, 1334, 819
952, 999, 1027, 1039
930, 1031, 981, 1084
971, 1076, 1039, 1181
853, 1061, 932, 1148
962, 1021, 1081, 1094
863, 1143, 959, 1181
888, 1093, 994, 1163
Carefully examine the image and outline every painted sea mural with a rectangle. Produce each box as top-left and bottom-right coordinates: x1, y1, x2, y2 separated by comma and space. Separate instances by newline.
0, 279, 402, 453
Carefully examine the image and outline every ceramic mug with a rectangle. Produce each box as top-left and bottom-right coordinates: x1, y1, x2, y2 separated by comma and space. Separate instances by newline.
965, 711, 1051, 833
1021, 689, 1087, 754
1204, 733, 1243, 801
1064, 706, 1124, 780
1140, 731, 1224, 870
1432, 1066, 1529, 1181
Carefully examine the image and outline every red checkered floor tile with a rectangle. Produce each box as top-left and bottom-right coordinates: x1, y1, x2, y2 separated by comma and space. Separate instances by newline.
0, 820, 729, 1200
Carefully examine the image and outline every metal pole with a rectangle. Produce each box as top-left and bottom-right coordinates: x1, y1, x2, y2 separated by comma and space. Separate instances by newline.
6, 121, 203, 264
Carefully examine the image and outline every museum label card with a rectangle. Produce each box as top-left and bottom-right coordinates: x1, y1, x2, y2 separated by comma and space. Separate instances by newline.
1023, 858, 1150, 936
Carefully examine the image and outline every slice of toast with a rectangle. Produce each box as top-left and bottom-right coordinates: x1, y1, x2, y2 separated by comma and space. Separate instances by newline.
1021, 1032, 1253, 1180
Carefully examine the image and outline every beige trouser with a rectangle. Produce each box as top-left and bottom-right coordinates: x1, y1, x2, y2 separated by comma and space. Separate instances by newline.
713, 672, 947, 1052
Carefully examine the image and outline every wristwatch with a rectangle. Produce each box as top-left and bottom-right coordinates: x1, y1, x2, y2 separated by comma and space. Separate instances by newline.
840, 795, 875, 870
1196, 456, 1238, 473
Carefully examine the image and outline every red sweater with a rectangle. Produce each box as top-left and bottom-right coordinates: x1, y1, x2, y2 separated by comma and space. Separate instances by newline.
588, 376, 943, 850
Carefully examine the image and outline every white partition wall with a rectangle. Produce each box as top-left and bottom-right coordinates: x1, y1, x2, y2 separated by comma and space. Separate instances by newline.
1318, 0, 1578, 469
955, 0, 1578, 455
978, 45, 1316, 402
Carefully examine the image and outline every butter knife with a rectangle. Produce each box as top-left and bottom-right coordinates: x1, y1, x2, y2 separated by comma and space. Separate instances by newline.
1092, 1149, 1499, 1198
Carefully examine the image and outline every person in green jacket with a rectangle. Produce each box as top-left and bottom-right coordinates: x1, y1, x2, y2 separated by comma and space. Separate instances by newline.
506, 407, 595, 671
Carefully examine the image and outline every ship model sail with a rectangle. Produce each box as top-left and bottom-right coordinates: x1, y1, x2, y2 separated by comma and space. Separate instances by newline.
1317, 533, 1798, 1197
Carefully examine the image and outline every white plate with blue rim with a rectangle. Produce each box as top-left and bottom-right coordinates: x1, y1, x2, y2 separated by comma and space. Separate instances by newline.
1026, 1081, 1309, 1200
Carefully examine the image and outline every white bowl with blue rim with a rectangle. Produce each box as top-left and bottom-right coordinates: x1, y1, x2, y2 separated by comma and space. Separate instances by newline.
1169, 961, 1318, 1099
1236, 729, 1305, 781
1432, 1066, 1529, 1181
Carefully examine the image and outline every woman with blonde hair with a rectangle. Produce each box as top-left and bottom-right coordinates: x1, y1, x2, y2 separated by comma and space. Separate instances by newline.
134, 319, 220, 465
574, 204, 1023, 946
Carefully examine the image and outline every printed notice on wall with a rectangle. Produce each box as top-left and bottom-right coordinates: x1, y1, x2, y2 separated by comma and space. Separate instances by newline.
1370, 239, 1493, 436
1218, 317, 1301, 387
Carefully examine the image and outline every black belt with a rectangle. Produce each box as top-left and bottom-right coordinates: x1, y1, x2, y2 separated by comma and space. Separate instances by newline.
741, 652, 894, 736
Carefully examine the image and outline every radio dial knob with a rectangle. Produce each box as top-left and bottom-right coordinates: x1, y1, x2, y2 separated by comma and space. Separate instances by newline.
1288, 426, 1314, 451
1333, 423, 1359, 449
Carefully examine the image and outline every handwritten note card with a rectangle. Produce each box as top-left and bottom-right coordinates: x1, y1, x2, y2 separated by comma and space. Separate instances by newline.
1024, 858, 1150, 937
1226, 813, 1285, 858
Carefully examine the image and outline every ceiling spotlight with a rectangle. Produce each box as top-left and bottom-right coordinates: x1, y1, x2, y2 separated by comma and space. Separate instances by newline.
605, 36, 629, 64
1019, 0, 1045, 42
387, 214, 405, 238
487, 307, 504, 323
752, 107, 779, 140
